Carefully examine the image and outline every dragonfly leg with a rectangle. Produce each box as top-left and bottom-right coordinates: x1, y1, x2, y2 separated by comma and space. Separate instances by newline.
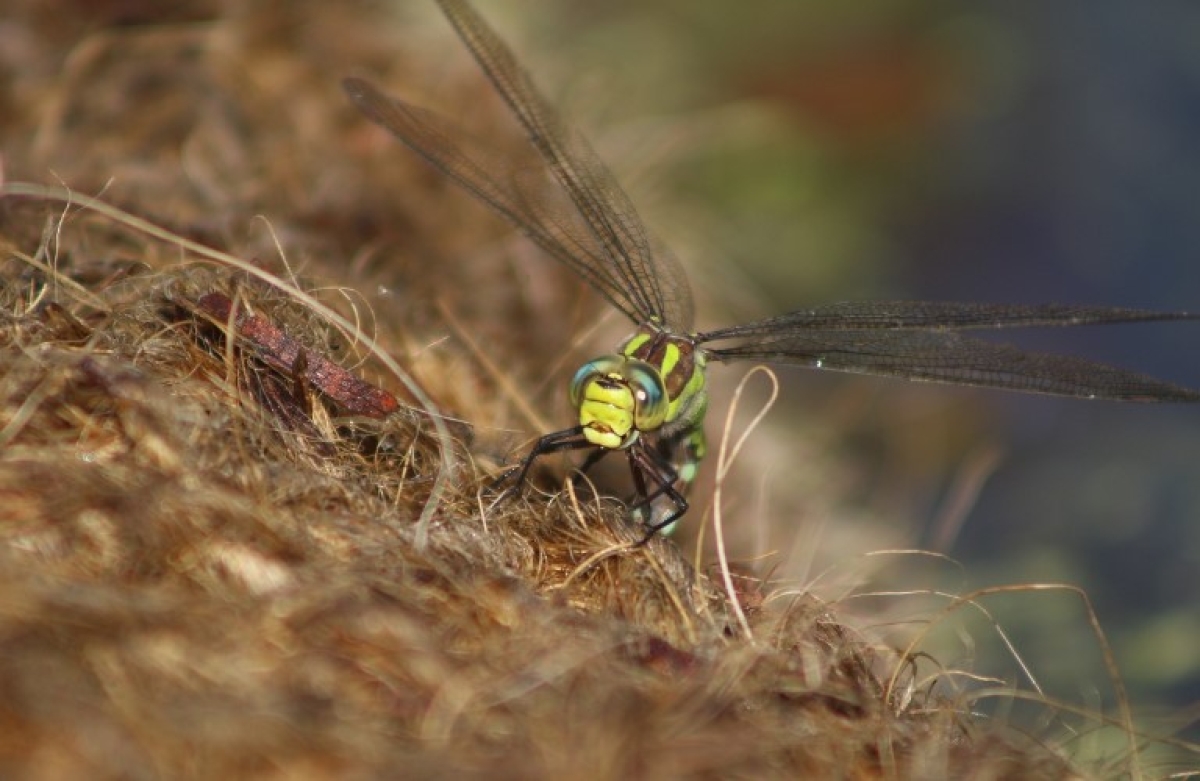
575, 446, 610, 476
491, 426, 695, 541
564, 445, 611, 496
625, 443, 689, 543
628, 425, 706, 539
489, 426, 592, 495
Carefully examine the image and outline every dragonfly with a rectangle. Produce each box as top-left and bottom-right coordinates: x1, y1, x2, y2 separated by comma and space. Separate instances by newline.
343, 0, 1200, 537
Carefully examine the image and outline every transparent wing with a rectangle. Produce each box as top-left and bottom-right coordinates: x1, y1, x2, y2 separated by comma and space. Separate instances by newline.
342, 0, 694, 330
698, 301, 1200, 401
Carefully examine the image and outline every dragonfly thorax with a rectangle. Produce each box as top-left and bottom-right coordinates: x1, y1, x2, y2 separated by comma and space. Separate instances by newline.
570, 355, 668, 450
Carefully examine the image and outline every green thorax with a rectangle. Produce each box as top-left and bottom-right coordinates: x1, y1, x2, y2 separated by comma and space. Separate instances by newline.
619, 326, 707, 427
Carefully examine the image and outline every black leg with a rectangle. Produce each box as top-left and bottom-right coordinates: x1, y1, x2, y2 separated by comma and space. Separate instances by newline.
575, 446, 610, 477
491, 428, 689, 541
490, 426, 591, 495
625, 443, 689, 543
564, 445, 612, 494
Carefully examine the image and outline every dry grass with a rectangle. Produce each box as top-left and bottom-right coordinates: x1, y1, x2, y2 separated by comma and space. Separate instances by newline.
0, 1, 1192, 778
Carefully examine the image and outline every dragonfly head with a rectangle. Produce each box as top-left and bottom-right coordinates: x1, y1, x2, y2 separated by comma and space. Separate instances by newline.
570, 355, 669, 450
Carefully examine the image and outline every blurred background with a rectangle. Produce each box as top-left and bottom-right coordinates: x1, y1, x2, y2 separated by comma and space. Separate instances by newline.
447, 0, 1200, 726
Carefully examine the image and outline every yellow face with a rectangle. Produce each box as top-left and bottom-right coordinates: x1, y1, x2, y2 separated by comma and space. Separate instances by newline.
569, 355, 669, 450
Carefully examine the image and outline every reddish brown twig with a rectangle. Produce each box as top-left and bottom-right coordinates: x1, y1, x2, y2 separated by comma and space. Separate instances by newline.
194, 291, 400, 419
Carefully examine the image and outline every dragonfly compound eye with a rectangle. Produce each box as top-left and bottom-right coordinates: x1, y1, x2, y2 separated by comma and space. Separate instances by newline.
625, 359, 669, 431
569, 356, 625, 408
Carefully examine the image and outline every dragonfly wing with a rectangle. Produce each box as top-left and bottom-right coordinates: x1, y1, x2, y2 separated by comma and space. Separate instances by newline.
430, 0, 695, 331
699, 303, 1200, 401
344, 77, 654, 325
696, 300, 1200, 334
